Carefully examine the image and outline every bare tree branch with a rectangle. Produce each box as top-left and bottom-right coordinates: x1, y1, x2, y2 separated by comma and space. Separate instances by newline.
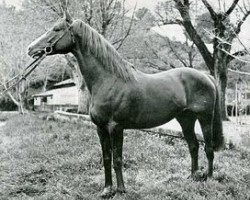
224, 0, 240, 18
236, 3, 247, 15
174, 0, 214, 72
232, 50, 248, 57
154, 2, 183, 26
183, 0, 189, 6
44, 0, 62, 16
145, 61, 168, 71
144, 41, 175, 69
228, 50, 249, 62
201, 0, 217, 20
228, 68, 250, 75
113, 3, 136, 50
83, 0, 93, 25
235, 10, 250, 34
219, 48, 250, 64
167, 40, 189, 68
162, 19, 183, 25
144, 41, 161, 59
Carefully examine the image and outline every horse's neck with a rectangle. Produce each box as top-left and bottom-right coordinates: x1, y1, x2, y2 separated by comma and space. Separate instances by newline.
72, 48, 113, 94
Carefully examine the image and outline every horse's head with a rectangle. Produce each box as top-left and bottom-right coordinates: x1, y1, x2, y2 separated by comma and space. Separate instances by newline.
28, 10, 75, 58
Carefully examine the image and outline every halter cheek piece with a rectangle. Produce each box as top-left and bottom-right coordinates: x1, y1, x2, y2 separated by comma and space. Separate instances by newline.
44, 24, 75, 55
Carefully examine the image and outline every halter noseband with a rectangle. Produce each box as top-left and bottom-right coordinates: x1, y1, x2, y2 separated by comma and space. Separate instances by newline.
44, 23, 75, 55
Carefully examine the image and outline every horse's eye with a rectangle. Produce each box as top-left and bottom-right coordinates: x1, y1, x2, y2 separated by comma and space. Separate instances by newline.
53, 27, 60, 32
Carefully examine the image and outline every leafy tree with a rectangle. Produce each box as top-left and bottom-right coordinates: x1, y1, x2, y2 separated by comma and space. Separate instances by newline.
0, 4, 32, 113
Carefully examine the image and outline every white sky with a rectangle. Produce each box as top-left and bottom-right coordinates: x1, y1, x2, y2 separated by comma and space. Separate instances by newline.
5, 0, 163, 9
126, 0, 164, 9
3, 0, 250, 11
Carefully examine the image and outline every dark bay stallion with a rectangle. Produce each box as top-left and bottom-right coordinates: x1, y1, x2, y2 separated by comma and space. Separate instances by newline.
28, 8, 224, 198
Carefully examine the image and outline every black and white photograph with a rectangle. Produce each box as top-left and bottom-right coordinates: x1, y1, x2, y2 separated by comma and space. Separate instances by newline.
0, 0, 249, 199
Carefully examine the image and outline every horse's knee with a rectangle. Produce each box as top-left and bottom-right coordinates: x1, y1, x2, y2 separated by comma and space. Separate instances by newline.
103, 156, 112, 165
189, 142, 199, 156
113, 158, 122, 171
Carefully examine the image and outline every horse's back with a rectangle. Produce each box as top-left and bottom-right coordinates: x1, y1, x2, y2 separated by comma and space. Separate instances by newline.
134, 67, 216, 114
136, 67, 215, 94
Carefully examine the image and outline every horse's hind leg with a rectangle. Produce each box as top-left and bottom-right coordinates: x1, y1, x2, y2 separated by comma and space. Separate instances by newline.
198, 114, 214, 178
176, 112, 199, 176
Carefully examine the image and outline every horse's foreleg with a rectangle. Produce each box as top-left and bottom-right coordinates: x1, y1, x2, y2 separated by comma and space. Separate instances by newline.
112, 127, 126, 194
97, 127, 114, 198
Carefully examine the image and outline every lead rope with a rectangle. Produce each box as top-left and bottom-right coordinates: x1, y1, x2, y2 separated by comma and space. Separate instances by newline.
1, 24, 74, 96
0, 54, 46, 96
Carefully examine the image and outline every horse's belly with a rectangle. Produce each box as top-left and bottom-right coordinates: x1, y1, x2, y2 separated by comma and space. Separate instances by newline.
123, 101, 182, 129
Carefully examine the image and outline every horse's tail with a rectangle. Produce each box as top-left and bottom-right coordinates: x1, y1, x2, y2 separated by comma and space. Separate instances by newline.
209, 76, 225, 151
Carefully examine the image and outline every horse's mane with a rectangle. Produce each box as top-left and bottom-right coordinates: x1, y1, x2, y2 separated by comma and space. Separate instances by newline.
74, 20, 136, 81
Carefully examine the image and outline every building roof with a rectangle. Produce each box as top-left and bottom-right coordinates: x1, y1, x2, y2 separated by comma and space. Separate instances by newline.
53, 79, 75, 87
33, 86, 78, 97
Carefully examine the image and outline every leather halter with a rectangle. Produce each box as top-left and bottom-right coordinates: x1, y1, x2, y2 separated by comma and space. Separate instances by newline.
44, 22, 75, 54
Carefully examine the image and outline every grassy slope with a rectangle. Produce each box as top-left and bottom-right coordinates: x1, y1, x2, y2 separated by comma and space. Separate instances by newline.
0, 113, 249, 200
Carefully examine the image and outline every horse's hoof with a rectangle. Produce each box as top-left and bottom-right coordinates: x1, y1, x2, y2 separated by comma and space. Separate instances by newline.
113, 191, 126, 200
191, 171, 208, 182
116, 188, 126, 194
99, 186, 115, 199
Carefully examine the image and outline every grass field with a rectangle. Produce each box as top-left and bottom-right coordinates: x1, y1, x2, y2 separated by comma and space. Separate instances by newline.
0, 113, 249, 200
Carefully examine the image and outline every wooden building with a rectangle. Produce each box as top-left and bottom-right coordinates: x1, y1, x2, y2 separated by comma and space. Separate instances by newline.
33, 79, 78, 112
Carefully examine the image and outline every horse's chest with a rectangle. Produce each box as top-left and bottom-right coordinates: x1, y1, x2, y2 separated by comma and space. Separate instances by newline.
89, 101, 111, 126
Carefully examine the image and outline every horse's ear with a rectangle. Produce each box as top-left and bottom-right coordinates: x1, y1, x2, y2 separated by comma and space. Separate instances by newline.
64, 10, 73, 24
61, 0, 73, 24
61, 0, 67, 9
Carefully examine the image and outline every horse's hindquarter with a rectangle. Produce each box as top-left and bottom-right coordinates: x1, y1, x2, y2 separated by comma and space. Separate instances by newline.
178, 68, 216, 113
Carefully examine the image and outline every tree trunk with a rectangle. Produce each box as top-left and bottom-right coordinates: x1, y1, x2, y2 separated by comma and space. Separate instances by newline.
215, 70, 228, 120
65, 55, 90, 114
4, 82, 25, 114
18, 81, 26, 115
73, 70, 89, 114
43, 69, 48, 92
18, 92, 24, 115
213, 45, 230, 120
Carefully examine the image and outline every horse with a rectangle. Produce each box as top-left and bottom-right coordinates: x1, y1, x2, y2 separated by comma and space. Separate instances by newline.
28, 9, 224, 198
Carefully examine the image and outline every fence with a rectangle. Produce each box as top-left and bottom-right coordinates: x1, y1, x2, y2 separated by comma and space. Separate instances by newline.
52, 111, 204, 142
